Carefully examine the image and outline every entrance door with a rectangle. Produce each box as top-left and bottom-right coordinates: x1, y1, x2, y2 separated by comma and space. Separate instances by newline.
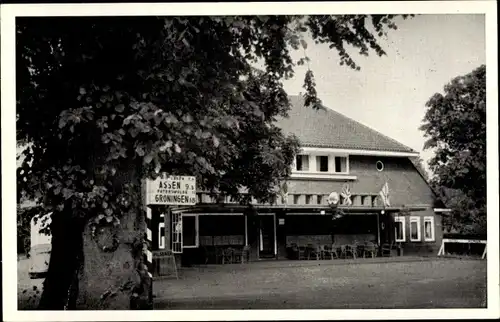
259, 215, 276, 258
379, 213, 393, 245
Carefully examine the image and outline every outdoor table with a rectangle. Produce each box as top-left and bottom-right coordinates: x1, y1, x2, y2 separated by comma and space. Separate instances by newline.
356, 244, 365, 257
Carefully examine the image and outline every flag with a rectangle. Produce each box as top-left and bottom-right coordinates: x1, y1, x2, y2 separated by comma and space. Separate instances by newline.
340, 184, 352, 206
379, 182, 391, 207
279, 182, 288, 205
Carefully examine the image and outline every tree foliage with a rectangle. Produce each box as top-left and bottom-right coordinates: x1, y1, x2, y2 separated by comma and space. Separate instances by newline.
409, 157, 430, 182
420, 65, 486, 233
16, 15, 408, 309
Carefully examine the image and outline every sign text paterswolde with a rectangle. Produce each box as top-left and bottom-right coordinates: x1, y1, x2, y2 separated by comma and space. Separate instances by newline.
146, 175, 196, 205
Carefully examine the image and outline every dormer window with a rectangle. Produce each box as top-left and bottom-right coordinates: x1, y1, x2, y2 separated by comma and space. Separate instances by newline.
295, 155, 309, 171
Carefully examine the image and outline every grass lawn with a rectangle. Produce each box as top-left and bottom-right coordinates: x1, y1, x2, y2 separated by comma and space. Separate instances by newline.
153, 258, 487, 309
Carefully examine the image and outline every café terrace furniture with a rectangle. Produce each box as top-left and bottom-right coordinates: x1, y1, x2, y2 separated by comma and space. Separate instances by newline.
241, 245, 251, 263
231, 247, 244, 264
354, 242, 364, 258
363, 242, 378, 258
307, 243, 321, 260
321, 245, 338, 259
341, 244, 357, 259
298, 245, 308, 260
381, 242, 394, 257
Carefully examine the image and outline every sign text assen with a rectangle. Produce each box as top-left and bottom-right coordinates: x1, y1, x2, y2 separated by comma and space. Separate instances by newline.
146, 175, 196, 205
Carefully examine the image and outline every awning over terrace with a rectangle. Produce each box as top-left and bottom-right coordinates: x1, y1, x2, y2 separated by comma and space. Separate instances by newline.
168, 191, 431, 214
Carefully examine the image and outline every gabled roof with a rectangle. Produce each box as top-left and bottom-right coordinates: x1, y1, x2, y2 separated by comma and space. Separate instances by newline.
275, 95, 417, 153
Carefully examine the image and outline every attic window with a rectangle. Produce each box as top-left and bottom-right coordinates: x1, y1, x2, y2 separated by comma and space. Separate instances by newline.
376, 160, 384, 172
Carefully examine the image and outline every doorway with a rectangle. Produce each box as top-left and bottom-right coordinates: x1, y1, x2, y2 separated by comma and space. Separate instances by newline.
259, 214, 276, 259
379, 213, 393, 245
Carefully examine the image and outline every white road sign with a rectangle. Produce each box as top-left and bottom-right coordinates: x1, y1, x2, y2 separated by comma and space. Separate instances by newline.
146, 175, 196, 205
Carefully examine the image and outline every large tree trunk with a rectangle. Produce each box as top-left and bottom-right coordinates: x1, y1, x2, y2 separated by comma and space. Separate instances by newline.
38, 211, 83, 310
40, 154, 151, 310
76, 209, 146, 309
76, 165, 151, 310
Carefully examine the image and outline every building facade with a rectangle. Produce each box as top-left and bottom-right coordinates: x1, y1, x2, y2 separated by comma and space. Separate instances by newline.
148, 96, 447, 271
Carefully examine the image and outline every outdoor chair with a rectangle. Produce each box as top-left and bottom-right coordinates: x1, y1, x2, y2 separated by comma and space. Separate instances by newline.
363, 242, 377, 258
322, 245, 338, 259
381, 242, 393, 257
298, 246, 307, 260
307, 244, 321, 260
289, 243, 299, 260
221, 247, 234, 264
242, 245, 251, 263
341, 245, 357, 259
353, 242, 363, 258
232, 247, 244, 264
331, 244, 341, 259
214, 247, 224, 264
201, 246, 214, 264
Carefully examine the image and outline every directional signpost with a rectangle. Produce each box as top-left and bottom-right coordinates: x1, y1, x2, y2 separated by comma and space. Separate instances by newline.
146, 175, 196, 206
144, 174, 197, 281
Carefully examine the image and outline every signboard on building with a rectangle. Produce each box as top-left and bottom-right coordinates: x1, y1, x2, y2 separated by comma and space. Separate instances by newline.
146, 174, 196, 205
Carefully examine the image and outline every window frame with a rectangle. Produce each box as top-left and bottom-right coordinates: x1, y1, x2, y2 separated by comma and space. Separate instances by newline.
423, 216, 435, 242
316, 155, 329, 172
409, 216, 421, 242
181, 214, 200, 248
295, 154, 310, 172
292, 153, 350, 174
394, 216, 406, 242
333, 156, 349, 174
172, 213, 183, 253
158, 221, 165, 249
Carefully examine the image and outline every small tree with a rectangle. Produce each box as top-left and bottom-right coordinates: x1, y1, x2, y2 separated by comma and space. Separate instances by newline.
17, 15, 409, 309
420, 65, 486, 234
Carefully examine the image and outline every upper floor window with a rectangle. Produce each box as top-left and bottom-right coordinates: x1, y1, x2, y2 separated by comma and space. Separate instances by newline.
335, 156, 347, 173
294, 154, 349, 174
295, 155, 310, 171
316, 156, 329, 172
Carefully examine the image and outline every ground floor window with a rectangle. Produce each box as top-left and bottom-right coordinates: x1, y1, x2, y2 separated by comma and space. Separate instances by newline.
285, 214, 377, 246
394, 216, 406, 242
198, 214, 245, 246
424, 216, 435, 241
410, 216, 421, 242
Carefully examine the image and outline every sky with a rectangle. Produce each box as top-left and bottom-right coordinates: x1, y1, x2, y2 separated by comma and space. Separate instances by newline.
280, 14, 486, 173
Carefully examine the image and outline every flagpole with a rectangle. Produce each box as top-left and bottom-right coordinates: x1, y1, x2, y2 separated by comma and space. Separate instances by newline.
377, 212, 381, 246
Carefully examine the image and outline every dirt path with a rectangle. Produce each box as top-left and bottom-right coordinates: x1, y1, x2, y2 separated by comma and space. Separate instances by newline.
154, 258, 487, 309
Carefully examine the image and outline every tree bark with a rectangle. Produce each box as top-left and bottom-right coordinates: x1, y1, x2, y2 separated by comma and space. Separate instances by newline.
76, 209, 142, 309
40, 158, 151, 310
76, 166, 150, 310
38, 211, 83, 310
